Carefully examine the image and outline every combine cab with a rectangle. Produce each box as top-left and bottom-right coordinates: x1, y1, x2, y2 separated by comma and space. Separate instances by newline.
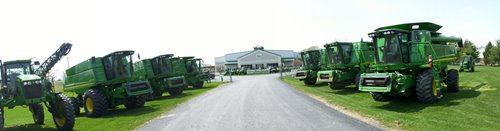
64, 51, 153, 117
182, 57, 210, 88
133, 54, 187, 97
0, 43, 75, 130
358, 22, 463, 103
317, 41, 374, 89
295, 49, 325, 85
459, 55, 475, 72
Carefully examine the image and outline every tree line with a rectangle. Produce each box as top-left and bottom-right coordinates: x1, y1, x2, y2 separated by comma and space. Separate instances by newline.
483, 40, 500, 66
452, 39, 500, 66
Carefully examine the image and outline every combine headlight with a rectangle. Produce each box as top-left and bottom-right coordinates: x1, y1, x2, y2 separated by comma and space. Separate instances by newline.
35, 80, 41, 84
24, 82, 29, 85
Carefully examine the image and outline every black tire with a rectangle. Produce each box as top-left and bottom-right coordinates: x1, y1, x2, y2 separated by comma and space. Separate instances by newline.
124, 95, 146, 109
445, 69, 459, 93
304, 78, 316, 85
416, 69, 439, 104
471, 63, 475, 72
153, 89, 163, 97
29, 103, 44, 125
70, 97, 81, 116
329, 82, 345, 90
354, 73, 361, 88
370, 92, 392, 101
0, 107, 4, 130
193, 81, 204, 88
83, 89, 108, 117
168, 87, 184, 96
51, 94, 76, 131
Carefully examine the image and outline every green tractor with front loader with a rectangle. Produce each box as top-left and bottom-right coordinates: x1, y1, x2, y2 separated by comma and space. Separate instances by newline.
316, 41, 374, 90
459, 55, 475, 72
358, 22, 463, 103
133, 54, 187, 98
64, 50, 153, 117
295, 48, 326, 85
181, 57, 210, 88
0, 43, 75, 130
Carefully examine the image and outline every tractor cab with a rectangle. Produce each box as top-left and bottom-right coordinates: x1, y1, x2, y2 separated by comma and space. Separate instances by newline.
368, 22, 463, 68
0, 60, 43, 100
369, 29, 411, 65
300, 49, 322, 70
102, 51, 135, 81
151, 54, 174, 75
324, 42, 355, 66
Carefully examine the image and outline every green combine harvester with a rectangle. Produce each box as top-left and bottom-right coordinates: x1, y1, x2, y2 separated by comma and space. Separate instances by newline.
0, 43, 75, 130
316, 41, 374, 89
295, 48, 325, 85
358, 22, 463, 103
64, 51, 153, 117
181, 57, 210, 88
133, 54, 187, 97
459, 55, 475, 72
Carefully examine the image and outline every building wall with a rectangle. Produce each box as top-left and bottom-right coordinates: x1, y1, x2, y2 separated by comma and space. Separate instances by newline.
237, 50, 281, 69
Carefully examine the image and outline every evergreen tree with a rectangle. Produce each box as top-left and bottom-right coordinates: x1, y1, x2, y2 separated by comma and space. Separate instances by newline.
483, 41, 493, 65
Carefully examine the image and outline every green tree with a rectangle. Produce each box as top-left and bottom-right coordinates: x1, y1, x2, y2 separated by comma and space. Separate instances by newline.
462, 40, 480, 59
483, 41, 493, 65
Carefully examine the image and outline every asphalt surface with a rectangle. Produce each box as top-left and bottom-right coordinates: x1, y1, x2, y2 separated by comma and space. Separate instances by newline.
138, 74, 381, 131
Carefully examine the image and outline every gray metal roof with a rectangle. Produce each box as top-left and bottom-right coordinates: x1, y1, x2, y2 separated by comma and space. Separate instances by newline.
221, 49, 298, 62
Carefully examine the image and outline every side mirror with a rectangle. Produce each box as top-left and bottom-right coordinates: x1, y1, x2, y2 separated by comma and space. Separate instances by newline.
34, 61, 41, 65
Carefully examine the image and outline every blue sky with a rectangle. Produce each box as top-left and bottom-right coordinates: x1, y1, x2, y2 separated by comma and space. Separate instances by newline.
0, 0, 499, 79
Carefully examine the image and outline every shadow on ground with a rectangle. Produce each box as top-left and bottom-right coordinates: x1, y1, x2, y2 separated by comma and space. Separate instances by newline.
376, 88, 481, 113
328, 85, 360, 95
5, 124, 56, 131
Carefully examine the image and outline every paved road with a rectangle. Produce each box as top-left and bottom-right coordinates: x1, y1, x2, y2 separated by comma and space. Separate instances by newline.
139, 74, 381, 131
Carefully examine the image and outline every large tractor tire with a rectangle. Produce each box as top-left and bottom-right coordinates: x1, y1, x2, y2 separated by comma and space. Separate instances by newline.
51, 94, 76, 131
0, 108, 4, 130
304, 78, 316, 85
329, 82, 345, 90
416, 69, 439, 104
370, 92, 392, 101
29, 103, 44, 124
70, 97, 81, 116
83, 89, 108, 117
446, 69, 459, 93
124, 95, 146, 109
168, 87, 184, 96
193, 81, 204, 88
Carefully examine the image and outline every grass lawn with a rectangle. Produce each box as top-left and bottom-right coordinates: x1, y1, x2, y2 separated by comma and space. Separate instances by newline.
3, 82, 224, 131
282, 66, 500, 131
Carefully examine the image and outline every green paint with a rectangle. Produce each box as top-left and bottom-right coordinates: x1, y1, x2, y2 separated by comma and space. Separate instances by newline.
359, 22, 463, 103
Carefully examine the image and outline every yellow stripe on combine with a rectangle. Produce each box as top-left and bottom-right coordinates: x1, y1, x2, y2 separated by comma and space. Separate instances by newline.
64, 82, 95, 91
433, 57, 457, 62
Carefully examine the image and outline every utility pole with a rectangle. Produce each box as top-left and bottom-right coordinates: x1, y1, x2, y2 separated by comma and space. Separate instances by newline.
229, 69, 233, 82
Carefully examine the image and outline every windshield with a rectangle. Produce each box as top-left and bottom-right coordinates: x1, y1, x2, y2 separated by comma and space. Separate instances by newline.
152, 57, 172, 75
103, 54, 133, 80
339, 44, 353, 64
303, 51, 320, 67
1, 62, 33, 84
327, 46, 342, 64
374, 33, 409, 64
186, 60, 197, 73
